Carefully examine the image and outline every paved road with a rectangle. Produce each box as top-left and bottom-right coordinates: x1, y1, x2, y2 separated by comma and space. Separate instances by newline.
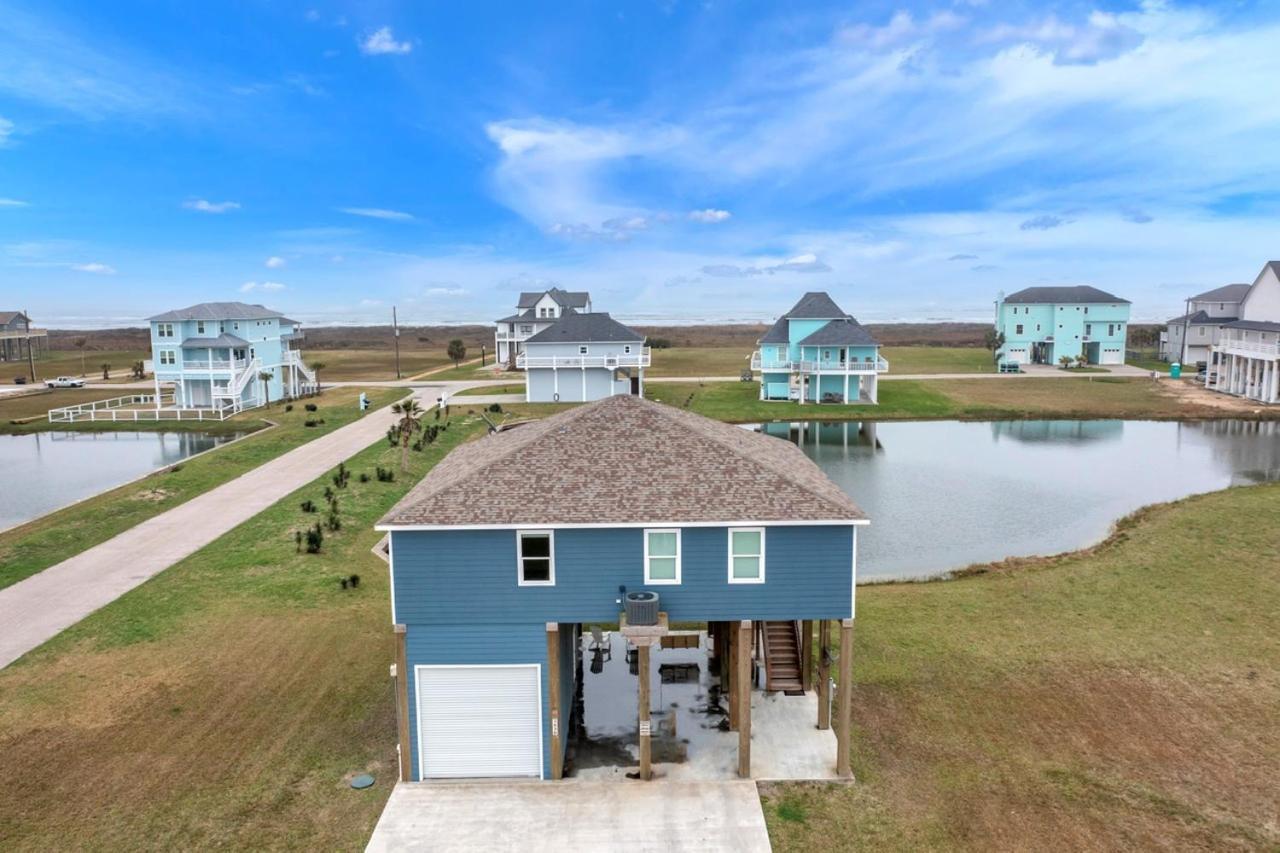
0, 389, 439, 669
366, 780, 771, 853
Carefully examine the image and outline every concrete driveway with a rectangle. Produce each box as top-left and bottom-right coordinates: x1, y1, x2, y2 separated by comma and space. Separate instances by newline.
366, 780, 772, 852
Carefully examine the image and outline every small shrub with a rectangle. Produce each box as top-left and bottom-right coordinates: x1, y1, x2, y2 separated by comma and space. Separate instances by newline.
167, 464, 184, 474
304, 419, 319, 428
375, 465, 395, 482
386, 426, 400, 448
305, 523, 323, 553
284, 403, 294, 412
305, 403, 318, 412
348, 574, 360, 588
326, 511, 341, 532
332, 462, 350, 489
323, 486, 334, 503
300, 499, 317, 513
648, 337, 672, 349
358, 472, 371, 483
487, 403, 502, 413
294, 530, 303, 553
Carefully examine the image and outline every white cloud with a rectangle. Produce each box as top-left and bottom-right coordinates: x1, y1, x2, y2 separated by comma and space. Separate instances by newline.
0, 116, 13, 145
359, 26, 412, 56
184, 198, 240, 213
359, 298, 383, 307
980, 11, 1143, 65
688, 208, 732, 223
240, 280, 286, 292
425, 286, 467, 297
0, 197, 28, 207
265, 255, 286, 269
700, 252, 832, 277
71, 262, 116, 274
339, 207, 414, 221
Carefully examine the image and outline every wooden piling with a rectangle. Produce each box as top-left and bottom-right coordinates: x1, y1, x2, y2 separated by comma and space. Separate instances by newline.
547, 623, 563, 780
737, 619, 752, 778
817, 619, 831, 730
836, 619, 854, 777
638, 642, 652, 780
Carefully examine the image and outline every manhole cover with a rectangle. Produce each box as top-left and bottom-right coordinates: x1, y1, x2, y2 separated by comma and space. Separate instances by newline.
350, 773, 375, 790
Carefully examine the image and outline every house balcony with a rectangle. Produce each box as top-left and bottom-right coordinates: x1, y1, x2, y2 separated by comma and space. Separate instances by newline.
751, 351, 889, 374
1215, 339, 1280, 358
516, 348, 651, 369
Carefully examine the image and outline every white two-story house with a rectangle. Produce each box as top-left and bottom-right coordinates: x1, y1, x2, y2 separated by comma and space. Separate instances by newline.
495, 288, 592, 367
1206, 261, 1280, 404
149, 302, 315, 414
518, 312, 649, 402
1161, 283, 1251, 365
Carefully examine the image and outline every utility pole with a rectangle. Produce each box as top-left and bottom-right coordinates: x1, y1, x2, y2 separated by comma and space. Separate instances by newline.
481, 344, 486, 367
392, 306, 402, 380
25, 308, 36, 383
1180, 296, 1192, 366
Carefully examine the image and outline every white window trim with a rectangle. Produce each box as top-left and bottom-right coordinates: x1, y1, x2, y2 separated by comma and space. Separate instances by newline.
516, 529, 555, 586
578, 345, 589, 355
644, 528, 681, 585
727, 527, 766, 584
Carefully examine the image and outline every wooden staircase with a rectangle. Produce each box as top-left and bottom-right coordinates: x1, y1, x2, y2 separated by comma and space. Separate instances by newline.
762, 621, 805, 694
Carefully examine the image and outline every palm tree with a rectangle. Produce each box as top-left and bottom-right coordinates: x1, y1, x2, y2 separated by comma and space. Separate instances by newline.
1057, 355, 1073, 370
100, 362, 112, 380
391, 399, 425, 472
1075, 354, 1089, 369
258, 370, 274, 407
309, 360, 326, 394
72, 337, 88, 376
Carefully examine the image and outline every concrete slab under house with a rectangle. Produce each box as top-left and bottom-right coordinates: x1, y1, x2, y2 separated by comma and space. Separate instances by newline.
372, 394, 865, 805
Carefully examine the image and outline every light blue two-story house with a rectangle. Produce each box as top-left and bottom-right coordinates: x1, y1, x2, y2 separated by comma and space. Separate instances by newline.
517, 312, 650, 402
752, 292, 887, 404
374, 394, 865, 785
148, 301, 315, 413
995, 286, 1130, 366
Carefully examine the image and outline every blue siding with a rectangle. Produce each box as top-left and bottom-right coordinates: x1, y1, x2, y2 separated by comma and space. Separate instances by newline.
405, 622, 553, 779
391, 525, 855, 625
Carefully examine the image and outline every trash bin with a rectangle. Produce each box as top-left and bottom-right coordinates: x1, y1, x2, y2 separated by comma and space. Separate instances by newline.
1170, 362, 1181, 379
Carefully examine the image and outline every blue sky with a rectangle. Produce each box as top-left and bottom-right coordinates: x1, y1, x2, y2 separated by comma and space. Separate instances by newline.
3, 1, 1280, 328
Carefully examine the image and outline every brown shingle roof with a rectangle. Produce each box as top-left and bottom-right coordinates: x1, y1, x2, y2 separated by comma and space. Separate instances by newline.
378, 394, 866, 528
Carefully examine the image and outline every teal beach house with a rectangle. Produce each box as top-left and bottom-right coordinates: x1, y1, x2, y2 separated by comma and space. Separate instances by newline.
374, 394, 866, 786
148, 301, 315, 413
994, 286, 1131, 366
751, 292, 887, 403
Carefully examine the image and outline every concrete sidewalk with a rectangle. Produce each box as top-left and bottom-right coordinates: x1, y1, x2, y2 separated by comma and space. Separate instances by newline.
366, 780, 772, 852
0, 389, 438, 669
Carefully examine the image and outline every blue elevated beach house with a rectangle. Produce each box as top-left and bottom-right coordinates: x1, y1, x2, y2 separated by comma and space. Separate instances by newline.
752, 292, 887, 403
994, 286, 1130, 366
375, 394, 864, 785
149, 302, 315, 414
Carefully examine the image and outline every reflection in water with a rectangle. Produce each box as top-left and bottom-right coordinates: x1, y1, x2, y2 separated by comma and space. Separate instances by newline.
1, 430, 245, 530
749, 419, 1280, 581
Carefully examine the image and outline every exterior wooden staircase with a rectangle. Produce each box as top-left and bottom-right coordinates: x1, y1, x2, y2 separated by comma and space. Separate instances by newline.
762, 621, 805, 694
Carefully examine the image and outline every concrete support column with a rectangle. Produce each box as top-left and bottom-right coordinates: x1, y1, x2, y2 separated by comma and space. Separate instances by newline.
394, 624, 412, 782
836, 619, 854, 778
737, 620, 752, 779
547, 623, 563, 780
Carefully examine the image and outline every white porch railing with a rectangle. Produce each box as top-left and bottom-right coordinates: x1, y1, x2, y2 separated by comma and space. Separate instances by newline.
1216, 339, 1280, 358
516, 348, 651, 369
48, 393, 244, 423
751, 351, 890, 373
284, 350, 316, 384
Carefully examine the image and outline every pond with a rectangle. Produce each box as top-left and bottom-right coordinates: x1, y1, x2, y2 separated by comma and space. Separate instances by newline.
752, 419, 1280, 581
0, 430, 246, 531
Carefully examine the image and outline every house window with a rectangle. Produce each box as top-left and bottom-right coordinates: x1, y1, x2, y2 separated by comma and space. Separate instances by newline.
516, 531, 554, 586
157, 323, 174, 338
728, 528, 765, 583
1198, 327, 1206, 337
623, 345, 632, 354
1085, 324, 1092, 336
197, 321, 207, 335
1084, 306, 1089, 314
159, 350, 176, 365
1036, 324, 1041, 332
644, 529, 681, 585
520, 325, 532, 334
1015, 324, 1023, 335
578, 345, 589, 355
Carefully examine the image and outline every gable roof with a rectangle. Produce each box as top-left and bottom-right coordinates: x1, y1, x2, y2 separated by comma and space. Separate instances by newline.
758, 318, 790, 344
783, 292, 847, 318
1191, 283, 1250, 303
1003, 286, 1129, 304
148, 302, 285, 322
0, 311, 30, 325
516, 288, 591, 310
524, 312, 643, 344
797, 317, 879, 347
378, 394, 866, 528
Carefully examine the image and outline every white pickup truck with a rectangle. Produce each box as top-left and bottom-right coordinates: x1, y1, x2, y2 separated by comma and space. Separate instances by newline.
44, 376, 86, 388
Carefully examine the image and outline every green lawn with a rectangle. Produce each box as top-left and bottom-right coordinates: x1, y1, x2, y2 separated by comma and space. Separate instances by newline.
4, 349, 150, 385
453, 383, 524, 396
879, 346, 994, 374
644, 376, 1260, 423
647, 346, 753, 377
0, 387, 405, 591
763, 481, 1280, 850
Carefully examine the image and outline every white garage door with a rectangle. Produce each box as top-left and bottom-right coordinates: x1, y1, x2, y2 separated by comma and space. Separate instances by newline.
416, 665, 542, 779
